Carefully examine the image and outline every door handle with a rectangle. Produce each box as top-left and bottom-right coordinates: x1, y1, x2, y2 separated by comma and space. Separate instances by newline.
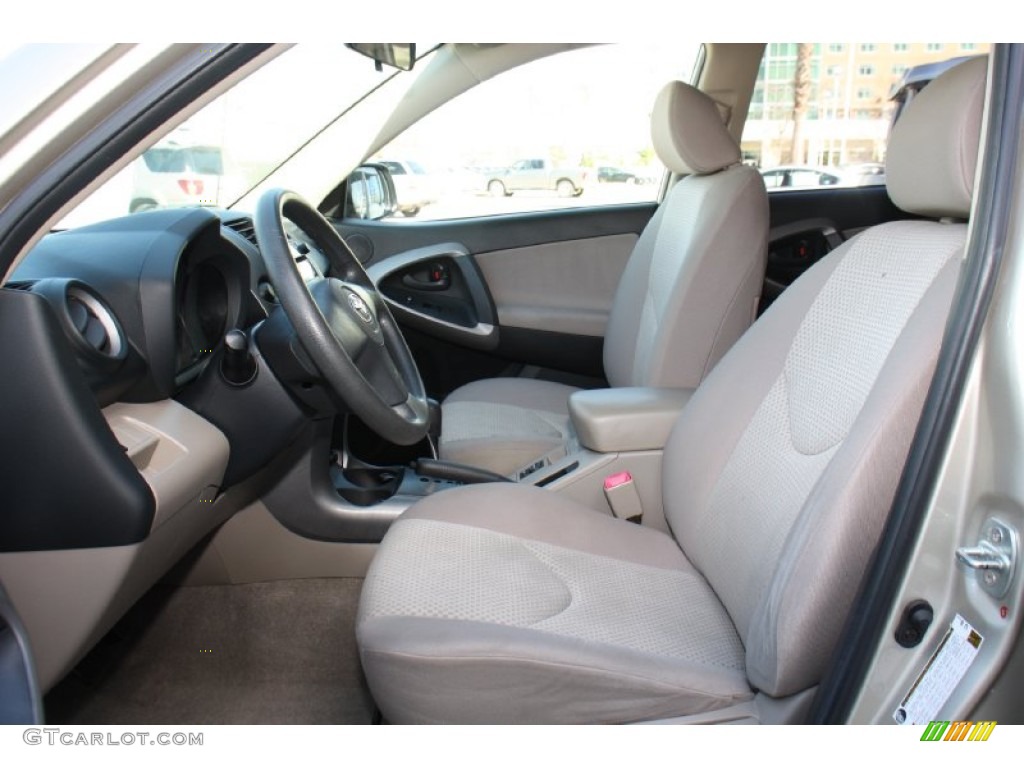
402, 274, 449, 291
401, 262, 450, 291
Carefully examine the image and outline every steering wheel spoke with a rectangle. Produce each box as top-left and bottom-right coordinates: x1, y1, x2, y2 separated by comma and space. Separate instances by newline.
254, 189, 429, 445
353, 342, 410, 406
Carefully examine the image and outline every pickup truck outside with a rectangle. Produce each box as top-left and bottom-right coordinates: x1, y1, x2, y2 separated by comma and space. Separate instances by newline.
486, 158, 588, 197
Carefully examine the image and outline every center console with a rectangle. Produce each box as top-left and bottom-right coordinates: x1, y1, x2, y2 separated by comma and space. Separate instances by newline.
514, 387, 694, 531
262, 386, 695, 543
567, 387, 694, 454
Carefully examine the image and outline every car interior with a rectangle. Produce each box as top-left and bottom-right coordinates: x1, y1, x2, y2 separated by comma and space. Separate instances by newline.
0, 43, 999, 725
436, 79, 769, 478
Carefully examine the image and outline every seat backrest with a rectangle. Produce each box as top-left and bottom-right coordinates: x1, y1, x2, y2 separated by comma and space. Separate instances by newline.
662, 57, 987, 698
603, 82, 768, 389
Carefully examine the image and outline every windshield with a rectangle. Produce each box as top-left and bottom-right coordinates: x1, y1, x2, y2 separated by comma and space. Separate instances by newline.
58, 44, 435, 229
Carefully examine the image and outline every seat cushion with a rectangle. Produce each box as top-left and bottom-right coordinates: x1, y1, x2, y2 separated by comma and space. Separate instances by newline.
438, 378, 580, 476
357, 484, 752, 724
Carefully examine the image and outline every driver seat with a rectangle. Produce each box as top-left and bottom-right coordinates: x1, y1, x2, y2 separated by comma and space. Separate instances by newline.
438, 80, 769, 477
356, 57, 986, 724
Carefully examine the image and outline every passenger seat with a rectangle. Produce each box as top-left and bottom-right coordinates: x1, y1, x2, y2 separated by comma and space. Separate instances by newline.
438, 80, 770, 476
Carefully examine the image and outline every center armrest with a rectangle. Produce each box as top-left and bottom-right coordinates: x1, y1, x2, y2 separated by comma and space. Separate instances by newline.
568, 387, 695, 453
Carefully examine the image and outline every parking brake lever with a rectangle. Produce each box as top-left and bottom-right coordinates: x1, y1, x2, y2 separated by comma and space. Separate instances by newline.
415, 458, 513, 485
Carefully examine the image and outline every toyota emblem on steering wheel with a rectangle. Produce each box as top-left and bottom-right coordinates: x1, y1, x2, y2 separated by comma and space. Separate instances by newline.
348, 292, 374, 324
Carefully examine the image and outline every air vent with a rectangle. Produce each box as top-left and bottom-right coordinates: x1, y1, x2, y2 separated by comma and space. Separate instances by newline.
224, 217, 258, 248
3, 280, 35, 292
65, 286, 125, 359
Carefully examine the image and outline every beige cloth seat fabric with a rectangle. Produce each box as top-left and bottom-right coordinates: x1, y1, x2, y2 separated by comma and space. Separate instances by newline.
358, 486, 751, 724
439, 378, 580, 477
439, 81, 769, 475
359, 57, 987, 723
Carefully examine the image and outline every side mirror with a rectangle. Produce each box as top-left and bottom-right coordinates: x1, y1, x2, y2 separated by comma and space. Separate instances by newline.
345, 163, 397, 220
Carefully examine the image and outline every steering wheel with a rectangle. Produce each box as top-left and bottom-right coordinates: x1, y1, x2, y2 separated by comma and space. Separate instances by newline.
253, 188, 429, 445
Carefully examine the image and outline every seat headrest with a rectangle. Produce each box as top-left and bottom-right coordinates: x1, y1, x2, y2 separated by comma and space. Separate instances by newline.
886, 56, 987, 219
651, 81, 741, 176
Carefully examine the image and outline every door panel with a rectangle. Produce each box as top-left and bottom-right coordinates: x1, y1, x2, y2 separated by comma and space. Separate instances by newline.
335, 202, 656, 264
767, 184, 906, 244
367, 243, 499, 352
341, 187, 911, 396
334, 203, 656, 398
475, 233, 637, 338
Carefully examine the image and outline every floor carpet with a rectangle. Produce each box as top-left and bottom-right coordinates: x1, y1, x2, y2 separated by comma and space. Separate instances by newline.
45, 578, 374, 724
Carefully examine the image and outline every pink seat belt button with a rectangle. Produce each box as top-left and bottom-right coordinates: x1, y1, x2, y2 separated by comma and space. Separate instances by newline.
602, 471, 643, 523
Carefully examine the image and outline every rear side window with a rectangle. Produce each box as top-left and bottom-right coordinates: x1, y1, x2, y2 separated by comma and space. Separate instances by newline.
741, 43, 990, 192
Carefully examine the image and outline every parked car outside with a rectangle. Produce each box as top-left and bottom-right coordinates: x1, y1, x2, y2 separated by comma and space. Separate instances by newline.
759, 164, 842, 189
487, 157, 588, 197
377, 159, 437, 217
597, 165, 640, 183
130, 141, 239, 212
841, 162, 887, 186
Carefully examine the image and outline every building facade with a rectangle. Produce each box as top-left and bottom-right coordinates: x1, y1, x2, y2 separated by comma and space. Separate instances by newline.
741, 42, 989, 170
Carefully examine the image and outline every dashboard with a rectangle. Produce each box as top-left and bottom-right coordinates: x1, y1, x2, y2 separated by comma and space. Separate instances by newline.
0, 204, 342, 558
0, 205, 337, 691
10, 207, 270, 404
10, 207, 331, 400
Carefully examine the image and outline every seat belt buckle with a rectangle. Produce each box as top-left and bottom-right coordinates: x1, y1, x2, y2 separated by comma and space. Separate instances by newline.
603, 471, 643, 524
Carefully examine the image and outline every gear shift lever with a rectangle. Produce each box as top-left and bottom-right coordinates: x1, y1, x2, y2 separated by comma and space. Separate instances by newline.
220, 329, 257, 386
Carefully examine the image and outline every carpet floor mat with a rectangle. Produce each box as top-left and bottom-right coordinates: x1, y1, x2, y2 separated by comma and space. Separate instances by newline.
45, 578, 374, 724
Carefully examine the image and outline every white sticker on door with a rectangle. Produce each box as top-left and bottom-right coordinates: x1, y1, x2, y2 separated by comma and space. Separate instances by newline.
893, 613, 983, 725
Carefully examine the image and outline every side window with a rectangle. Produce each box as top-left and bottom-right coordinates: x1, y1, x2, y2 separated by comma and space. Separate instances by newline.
374, 43, 701, 220
741, 43, 990, 192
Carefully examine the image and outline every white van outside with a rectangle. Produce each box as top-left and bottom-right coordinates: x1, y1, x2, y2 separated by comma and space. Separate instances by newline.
129, 141, 237, 213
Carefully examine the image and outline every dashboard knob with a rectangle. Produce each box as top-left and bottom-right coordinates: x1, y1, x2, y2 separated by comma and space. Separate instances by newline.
221, 329, 257, 386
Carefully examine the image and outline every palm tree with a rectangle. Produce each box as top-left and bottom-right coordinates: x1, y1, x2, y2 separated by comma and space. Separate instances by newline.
790, 43, 813, 165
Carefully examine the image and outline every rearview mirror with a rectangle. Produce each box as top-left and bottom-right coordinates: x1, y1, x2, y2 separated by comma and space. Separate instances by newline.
345, 163, 397, 220
345, 44, 416, 72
